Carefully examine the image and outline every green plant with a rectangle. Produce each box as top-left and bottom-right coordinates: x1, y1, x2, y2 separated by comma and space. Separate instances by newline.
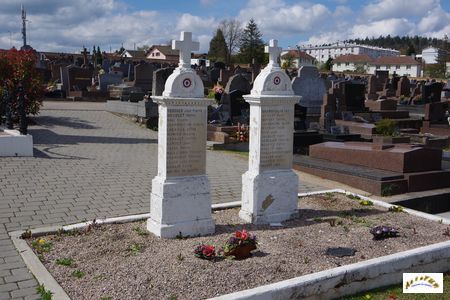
133, 226, 149, 236
129, 243, 142, 255
56, 258, 75, 267
374, 119, 397, 136
347, 194, 361, 200
388, 205, 404, 213
169, 295, 178, 300
100, 297, 112, 300
313, 217, 323, 222
176, 253, 185, 261
31, 238, 52, 254
36, 284, 53, 300
303, 257, 310, 264
71, 270, 85, 278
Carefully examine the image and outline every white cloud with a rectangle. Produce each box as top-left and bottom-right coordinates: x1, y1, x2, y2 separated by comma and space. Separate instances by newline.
361, 0, 439, 22
238, 1, 331, 37
351, 18, 415, 38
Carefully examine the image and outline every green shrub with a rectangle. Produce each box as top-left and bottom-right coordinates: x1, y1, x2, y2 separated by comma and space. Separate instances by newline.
374, 119, 397, 136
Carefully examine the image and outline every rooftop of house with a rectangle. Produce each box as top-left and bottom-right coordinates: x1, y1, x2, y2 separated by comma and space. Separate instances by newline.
122, 50, 147, 59
333, 54, 373, 63
281, 50, 315, 60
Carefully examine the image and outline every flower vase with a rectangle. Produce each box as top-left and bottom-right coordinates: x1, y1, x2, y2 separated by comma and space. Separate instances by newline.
227, 243, 257, 259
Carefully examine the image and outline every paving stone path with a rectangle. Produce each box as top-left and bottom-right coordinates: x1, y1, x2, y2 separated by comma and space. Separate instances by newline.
0, 101, 326, 299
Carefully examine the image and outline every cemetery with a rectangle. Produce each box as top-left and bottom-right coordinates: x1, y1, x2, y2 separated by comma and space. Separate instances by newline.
2, 29, 450, 300
1, 4, 450, 298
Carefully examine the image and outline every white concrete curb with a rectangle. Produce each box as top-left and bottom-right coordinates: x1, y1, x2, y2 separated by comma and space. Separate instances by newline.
211, 240, 450, 300
10, 231, 71, 300
9, 193, 450, 300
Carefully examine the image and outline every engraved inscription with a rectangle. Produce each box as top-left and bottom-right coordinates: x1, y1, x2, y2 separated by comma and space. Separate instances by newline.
260, 107, 292, 170
166, 107, 206, 176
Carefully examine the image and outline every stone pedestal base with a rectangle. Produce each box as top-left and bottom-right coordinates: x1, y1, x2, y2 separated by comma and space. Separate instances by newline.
147, 175, 215, 238
0, 129, 33, 157
240, 170, 299, 224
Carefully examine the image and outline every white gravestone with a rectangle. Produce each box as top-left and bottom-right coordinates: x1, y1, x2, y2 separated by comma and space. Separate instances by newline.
147, 32, 215, 238
240, 39, 301, 224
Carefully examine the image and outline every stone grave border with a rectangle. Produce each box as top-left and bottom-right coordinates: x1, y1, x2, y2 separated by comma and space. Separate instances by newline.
9, 192, 450, 300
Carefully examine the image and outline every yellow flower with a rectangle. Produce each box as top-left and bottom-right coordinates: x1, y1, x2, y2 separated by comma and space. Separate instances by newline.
38, 238, 46, 245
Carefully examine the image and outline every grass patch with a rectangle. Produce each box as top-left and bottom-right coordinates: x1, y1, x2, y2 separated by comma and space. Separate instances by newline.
56, 258, 75, 267
36, 284, 53, 300
71, 270, 85, 278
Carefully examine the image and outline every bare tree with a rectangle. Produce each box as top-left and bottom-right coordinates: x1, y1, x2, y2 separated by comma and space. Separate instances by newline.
219, 19, 242, 64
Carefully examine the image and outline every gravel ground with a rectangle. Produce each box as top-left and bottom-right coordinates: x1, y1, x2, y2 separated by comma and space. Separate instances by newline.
28, 194, 450, 300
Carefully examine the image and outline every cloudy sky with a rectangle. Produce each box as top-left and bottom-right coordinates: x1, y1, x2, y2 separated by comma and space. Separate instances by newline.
0, 0, 449, 53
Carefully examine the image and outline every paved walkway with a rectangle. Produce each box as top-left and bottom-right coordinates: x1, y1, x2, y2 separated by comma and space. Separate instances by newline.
0, 101, 327, 299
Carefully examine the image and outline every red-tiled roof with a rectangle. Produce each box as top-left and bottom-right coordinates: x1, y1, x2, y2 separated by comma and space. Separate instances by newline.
372, 56, 420, 65
333, 54, 373, 63
281, 50, 314, 60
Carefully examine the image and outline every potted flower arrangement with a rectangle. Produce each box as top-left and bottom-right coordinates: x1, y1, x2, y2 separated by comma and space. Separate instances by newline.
194, 243, 216, 260
223, 229, 257, 259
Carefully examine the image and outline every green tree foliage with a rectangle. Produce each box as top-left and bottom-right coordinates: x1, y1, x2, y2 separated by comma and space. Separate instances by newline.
238, 19, 265, 64
343, 35, 446, 53
208, 28, 228, 63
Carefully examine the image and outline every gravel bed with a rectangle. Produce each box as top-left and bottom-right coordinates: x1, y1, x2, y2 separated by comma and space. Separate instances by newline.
28, 193, 450, 300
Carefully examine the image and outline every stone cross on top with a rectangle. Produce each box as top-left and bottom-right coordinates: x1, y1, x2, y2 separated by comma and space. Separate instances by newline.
172, 31, 199, 70
265, 39, 282, 68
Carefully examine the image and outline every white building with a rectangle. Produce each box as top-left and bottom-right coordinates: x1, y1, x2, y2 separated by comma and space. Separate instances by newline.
298, 42, 400, 63
280, 50, 315, 68
368, 56, 422, 77
332, 54, 421, 77
332, 54, 372, 73
421, 46, 448, 64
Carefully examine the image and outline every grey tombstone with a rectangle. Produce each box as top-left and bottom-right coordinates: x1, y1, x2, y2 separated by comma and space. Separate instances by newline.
219, 74, 251, 124
292, 66, 327, 115
152, 67, 174, 97
99, 73, 122, 92
133, 62, 154, 92
60, 65, 72, 93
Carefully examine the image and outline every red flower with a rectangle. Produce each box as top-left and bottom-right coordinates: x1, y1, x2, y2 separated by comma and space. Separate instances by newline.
202, 245, 215, 257
235, 230, 242, 239
241, 230, 249, 241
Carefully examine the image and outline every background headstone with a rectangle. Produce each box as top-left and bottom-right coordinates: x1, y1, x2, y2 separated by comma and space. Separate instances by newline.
152, 67, 174, 97
292, 66, 327, 115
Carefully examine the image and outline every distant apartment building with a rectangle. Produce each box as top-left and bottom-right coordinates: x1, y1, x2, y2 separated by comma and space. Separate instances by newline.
298, 42, 400, 63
